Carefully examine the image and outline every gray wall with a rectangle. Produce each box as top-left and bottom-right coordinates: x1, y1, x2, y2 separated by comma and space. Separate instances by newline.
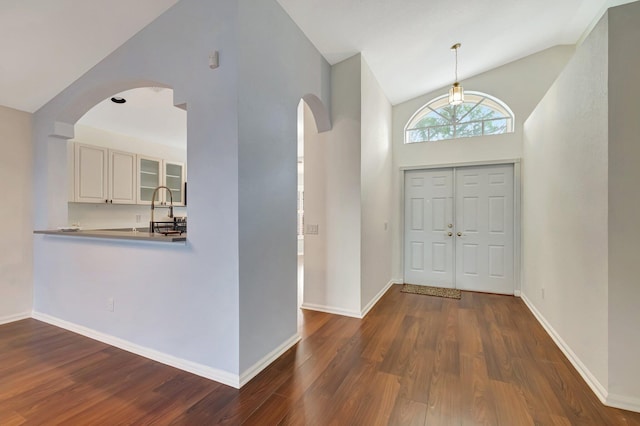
236, 0, 331, 374
302, 54, 362, 316
33, 0, 242, 380
524, 3, 640, 409
607, 0, 640, 405
0, 106, 32, 323
523, 13, 610, 395
360, 57, 393, 309
302, 54, 393, 317
30, 0, 333, 385
391, 46, 575, 280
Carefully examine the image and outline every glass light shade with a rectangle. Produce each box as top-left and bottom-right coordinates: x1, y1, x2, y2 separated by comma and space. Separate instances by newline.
448, 82, 464, 105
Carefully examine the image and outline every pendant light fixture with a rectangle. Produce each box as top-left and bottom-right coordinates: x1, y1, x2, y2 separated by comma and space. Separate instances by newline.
448, 43, 464, 105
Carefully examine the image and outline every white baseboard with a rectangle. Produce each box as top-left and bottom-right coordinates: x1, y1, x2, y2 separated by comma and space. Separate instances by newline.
607, 393, 640, 413
514, 289, 521, 297
300, 303, 362, 318
239, 332, 300, 387
31, 311, 241, 389
520, 294, 608, 404
0, 311, 31, 326
360, 280, 397, 318
302, 280, 399, 319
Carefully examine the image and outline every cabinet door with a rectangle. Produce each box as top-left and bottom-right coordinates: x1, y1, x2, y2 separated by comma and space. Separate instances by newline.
164, 161, 185, 206
74, 143, 108, 203
109, 150, 137, 204
138, 156, 162, 205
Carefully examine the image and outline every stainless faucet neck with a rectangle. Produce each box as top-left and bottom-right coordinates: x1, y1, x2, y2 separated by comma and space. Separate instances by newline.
150, 186, 175, 233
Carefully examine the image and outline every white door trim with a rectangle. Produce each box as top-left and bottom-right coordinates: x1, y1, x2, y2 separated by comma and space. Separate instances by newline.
399, 159, 521, 296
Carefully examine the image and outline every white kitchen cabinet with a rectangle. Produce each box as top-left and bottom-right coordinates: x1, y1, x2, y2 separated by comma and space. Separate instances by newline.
109, 150, 137, 204
73, 143, 137, 204
164, 161, 185, 206
74, 143, 108, 203
137, 156, 185, 206
138, 156, 162, 205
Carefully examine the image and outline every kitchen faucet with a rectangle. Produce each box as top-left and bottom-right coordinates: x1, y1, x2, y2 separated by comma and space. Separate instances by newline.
150, 186, 174, 233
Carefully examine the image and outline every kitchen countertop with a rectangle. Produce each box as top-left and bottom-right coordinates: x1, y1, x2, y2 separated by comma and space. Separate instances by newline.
34, 228, 186, 243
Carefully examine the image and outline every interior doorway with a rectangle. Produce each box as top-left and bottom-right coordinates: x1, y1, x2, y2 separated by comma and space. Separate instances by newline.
404, 164, 515, 294
296, 99, 305, 320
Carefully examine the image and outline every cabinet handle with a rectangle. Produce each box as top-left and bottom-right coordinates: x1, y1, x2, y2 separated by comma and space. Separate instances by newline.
457, 232, 462, 237
105, 199, 108, 204
447, 232, 453, 237
110, 200, 113, 204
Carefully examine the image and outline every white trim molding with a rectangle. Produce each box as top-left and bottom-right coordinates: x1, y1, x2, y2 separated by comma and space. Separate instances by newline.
520, 294, 609, 404
31, 311, 240, 388
239, 333, 300, 387
361, 280, 398, 318
0, 311, 31, 326
302, 279, 397, 319
607, 393, 640, 413
300, 303, 362, 318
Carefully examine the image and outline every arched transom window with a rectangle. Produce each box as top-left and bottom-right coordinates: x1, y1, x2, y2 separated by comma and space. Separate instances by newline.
405, 91, 515, 143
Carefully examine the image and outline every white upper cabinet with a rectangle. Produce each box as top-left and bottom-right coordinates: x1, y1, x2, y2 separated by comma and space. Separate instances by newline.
72, 142, 185, 206
164, 161, 185, 206
137, 156, 185, 206
74, 144, 108, 203
109, 150, 137, 204
138, 156, 163, 205
73, 143, 137, 204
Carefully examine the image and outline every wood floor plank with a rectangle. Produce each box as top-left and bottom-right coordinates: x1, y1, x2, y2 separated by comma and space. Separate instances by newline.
490, 380, 535, 426
459, 354, 498, 426
387, 397, 427, 426
1, 287, 639, 425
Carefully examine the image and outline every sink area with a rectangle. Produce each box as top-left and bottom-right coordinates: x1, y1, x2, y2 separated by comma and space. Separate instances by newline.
34, 227, 186, 243
101, 227, 151, 232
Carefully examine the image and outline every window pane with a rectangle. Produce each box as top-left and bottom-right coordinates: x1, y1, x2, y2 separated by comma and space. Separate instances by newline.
483, 118, 508, 135
406, 128, 429, 143
416, 112, 450, 128
429, 124, 454, 141
404, 92, 514, 144
456, 122, 483, 138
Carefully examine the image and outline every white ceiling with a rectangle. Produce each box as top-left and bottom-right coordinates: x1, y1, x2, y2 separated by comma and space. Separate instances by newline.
0, 0, 178, 113
276, 0, 629, 105
77, 87, 186, 148
0, 0, 633, 134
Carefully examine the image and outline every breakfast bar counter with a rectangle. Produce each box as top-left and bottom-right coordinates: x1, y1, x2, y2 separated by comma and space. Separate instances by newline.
34, 228, 187, 243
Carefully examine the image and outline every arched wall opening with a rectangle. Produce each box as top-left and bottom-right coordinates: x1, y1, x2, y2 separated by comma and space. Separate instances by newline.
296, 95, 330, 323
36, 79, 188, 230
67, 86, 187, 231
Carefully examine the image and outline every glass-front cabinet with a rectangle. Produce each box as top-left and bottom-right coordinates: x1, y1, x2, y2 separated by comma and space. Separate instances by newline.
164, 161, 185, 206
138, 156, 162, 204
137, 156, 185, 206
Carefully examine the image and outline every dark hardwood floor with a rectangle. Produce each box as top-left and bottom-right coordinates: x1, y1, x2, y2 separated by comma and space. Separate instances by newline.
1, 286, 639, 425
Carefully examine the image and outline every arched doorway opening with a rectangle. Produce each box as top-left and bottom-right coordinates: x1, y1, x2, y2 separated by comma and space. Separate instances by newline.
296, 95, 330, 326
68, 86, 187, 231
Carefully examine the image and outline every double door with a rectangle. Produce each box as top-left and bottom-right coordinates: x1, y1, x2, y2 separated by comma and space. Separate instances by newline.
404, 164, 514, 294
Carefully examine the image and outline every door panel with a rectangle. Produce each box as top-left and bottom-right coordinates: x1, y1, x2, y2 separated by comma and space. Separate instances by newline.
404, 164, 515, 295
455, 164, 514, 294
404, 170, 454, 287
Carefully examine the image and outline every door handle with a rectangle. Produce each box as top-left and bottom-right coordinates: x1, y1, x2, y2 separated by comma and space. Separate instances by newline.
457, 232, 462, 237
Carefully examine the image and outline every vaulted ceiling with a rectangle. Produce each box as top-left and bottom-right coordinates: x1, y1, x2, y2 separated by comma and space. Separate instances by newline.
276, 0, 633, 105
0, 0, 632, 116
0, 0, 178, 113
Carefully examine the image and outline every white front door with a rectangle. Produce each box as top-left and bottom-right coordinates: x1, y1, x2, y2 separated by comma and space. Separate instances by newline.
455, 165, 514, 294
404, 169, 455, 288
403, 164, 515, 295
